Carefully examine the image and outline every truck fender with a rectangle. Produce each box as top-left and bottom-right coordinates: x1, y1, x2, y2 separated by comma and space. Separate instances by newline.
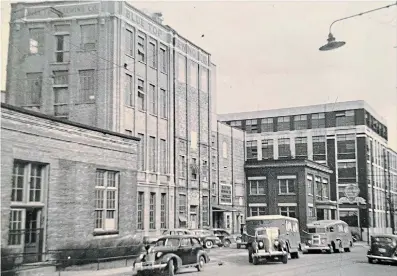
161, 253, 183, 268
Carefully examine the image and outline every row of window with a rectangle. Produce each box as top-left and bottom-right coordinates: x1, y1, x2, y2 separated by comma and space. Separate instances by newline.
307, 175, 329, 200
137, 191, 167, 230
229, 110, 357, 133
249, 206, 297, 218
178, 195, 210, 228
249, 179, 297, 195
177, 54, 209, 92
133, 134, 167, 174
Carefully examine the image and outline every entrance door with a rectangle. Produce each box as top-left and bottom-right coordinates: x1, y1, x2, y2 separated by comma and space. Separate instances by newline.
24, 208, 43, 263
190, 214, 197, 229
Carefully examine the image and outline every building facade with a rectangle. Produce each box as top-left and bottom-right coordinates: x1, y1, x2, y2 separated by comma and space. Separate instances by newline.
245, 159, 334, 233
387, 148, 397, 234
210, 122, 246, 233
1, 103, 139, 259
219, 100, 393, 239
6, 1, 243, 235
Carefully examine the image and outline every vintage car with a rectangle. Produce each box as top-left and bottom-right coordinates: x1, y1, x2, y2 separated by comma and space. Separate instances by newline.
210, 228, 237, 247
249, 226, 289, 265
302, 220, 353, 254
367, 234, 397, 264
133, 235, 210, 276
190, 229, 222, 249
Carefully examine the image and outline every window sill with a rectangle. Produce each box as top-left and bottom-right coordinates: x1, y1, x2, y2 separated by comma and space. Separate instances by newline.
149, 65, 157, 70
76, 49, 97, 53
50, 62, 70, 65
125, 54, 135, 59
249, 194, 266, 196
75, 102, 95, 105
138, 61, 146, 65
138, 109, 146, 113
278, 193, 296, 196
93, 230, 119, 236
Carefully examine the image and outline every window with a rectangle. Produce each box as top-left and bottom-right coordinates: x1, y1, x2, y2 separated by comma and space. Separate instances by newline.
80, 24, 96, 50
25, 73, 42, 106
338, 162, 357, 184
8, 209, 23, 245
246, 140, 257, 160
54, 25, 70, 62
211, 182, 217, 195
138, 133, 144, 170
159, 89, 167, 118
29, 28, 44, 54
125, 74, 133, 106
278, 138, 291, 158
307, 176, 313, 195
12, 161, 45, 203
125, 28, 134, 56
53, 71, 69, 118
137, 35, 146, 62
149, 193, 156, 229
149, 136, 156, 172
313, 136, 326, 161
230, 120, 242, 128
222, 142, 228, 158
191, 158, 197, 180
159, 47, 167, 73
322, 179, 329, 198
261, 139, 274, 160
336, 110, 355, 127
202, 196, 209, 227
308, 207, 314, 217
245, 119, 258, 133
295, 137, 308, 158
179, 194, 187, 228
294, 115, 307, 130
199, 67, 208, 92
149, 42, 156, 68
178, 54, 186, 83
78, 70, 95, 103
261, 118, 273, 132
277, 116, 290, 131
179, 155, 186, 178
189, 61, 198, 88
202, 160, 208, 182
315, 177, 322, 199
160, 193, 167, 229
312, 113, 325, 128
279, 206, 296, 218
137, 79, 145, 111
160, 139, 167, 174
137, 192, 144, 230
337, 134, 356, 159
278, 179, 296, 194
249, 180, 266, 195
95, 170, 119, 231
250, 207, 266, 216
149, 84, 157, 115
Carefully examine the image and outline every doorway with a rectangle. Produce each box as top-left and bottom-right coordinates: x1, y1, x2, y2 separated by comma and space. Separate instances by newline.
23, 208, 43, 263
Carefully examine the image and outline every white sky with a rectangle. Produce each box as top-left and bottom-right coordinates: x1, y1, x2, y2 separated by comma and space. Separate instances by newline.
1, 0, 396, 150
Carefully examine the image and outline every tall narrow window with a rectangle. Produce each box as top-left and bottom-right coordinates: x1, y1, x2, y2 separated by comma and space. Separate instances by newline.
160, 88, 167, 118
337, 134, 356, 159
277, 116, 290, 131
29, 28, 44, 54
149, 193, 156, 229
246, 140, 257, 160
160, 193, 167, 229
138, 133, 145, 170
137, 35, 146, 62
278, 138, 291, 158
245, 119, 258, 133
159, 46, 167, 73
179, 155, 186, 178
160, 139, 167, 174
25, 73, 42, 106
312, 113, 325, 128
202, 196, 209, 227
313, 136, 326, 161
294, 115, 308, 130
178, 54, 186, 83
149, 41, 156, 68
53, 70, 69, 118
125, 74, 133, 106
149, 84, 157, 115
189, 61, 198, 88
137, 79, 145, 111
94, 170, 119, 231
80, 24, 96, 50
149, 136, 156, 172
179, 194, 187, 228
125, 28, 134, 56
54, 25, 70, 63
261, 139, 274, 160
295, 137, 308, 158
12, 161, 45, 203
78, 70, 95, 103
137, 192, 144, 230
8, 210, 23, 245
261, 118, 274, 132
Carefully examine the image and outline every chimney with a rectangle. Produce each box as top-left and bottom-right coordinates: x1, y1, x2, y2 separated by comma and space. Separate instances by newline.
151, 12, 163, 24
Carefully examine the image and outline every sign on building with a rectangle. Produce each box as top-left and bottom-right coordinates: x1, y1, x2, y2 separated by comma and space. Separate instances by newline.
220, 184, 232, 205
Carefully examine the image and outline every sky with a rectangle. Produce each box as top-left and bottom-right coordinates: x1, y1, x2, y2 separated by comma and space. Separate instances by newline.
1, 0, 396, 150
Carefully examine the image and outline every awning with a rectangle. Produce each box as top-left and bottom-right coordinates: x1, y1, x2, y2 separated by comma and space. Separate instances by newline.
179, 215, 187, 222
212, 204, 239, 212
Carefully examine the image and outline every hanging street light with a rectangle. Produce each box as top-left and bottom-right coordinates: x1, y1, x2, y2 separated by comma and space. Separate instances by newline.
319, 1, 397, 51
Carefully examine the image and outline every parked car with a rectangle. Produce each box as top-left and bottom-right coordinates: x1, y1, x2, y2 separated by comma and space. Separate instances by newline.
367, 234, 397, 264
190, 229, 222, 249
250, 226, 289, 265
302, 220, 353, 254
133, 235, 210, 276
143, 229, 193, 246
211, 228, 236, 247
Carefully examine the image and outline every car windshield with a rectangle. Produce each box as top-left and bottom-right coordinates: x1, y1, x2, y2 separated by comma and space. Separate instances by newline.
256, 229, 267, 236
373, 237, 393, 243
155, 239, 166, 246
165, 238, 180, 247
308, 227, 326, 233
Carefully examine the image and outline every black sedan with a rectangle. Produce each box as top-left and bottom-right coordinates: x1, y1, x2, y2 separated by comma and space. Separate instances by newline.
367, 234, 397, 264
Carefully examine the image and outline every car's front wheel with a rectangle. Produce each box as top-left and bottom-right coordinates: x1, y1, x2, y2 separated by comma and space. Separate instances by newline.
205, 240, 213, 249
196, 255, 205, 271
166, 259, 175, 276
223, 239, 231, 248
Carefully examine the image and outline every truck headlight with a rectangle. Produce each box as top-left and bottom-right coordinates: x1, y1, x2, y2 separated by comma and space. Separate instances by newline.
156, 252, 162, 258
274, 240, 279, 247
138, 254, 144, 260
258, 241, 264, 248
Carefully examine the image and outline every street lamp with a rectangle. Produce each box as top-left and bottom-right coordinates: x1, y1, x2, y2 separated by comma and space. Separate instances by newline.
319, 2, 397, 51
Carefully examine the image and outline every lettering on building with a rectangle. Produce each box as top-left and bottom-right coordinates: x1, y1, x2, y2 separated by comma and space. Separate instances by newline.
220, 184, 232, 205
25, 3, 100, 19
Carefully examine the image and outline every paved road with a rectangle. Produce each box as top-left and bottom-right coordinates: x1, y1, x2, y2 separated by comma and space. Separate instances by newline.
61, 244, 396, 276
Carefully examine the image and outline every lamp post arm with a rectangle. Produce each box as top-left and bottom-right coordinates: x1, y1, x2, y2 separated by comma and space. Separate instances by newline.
328, 1, 397, 33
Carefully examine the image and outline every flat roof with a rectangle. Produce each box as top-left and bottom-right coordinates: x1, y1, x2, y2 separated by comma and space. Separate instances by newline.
1, 103, 140, 141
218, 100, 387, 126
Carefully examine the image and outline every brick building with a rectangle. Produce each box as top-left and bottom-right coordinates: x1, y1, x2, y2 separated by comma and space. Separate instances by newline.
1, 103, 139, 259
245, 159, 334, 232
387, 148, 397, 234
219, 100, 394, 239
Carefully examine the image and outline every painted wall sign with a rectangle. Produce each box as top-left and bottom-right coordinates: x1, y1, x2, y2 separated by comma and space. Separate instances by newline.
24, 3, 100, 19
220, 184, 232, 205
